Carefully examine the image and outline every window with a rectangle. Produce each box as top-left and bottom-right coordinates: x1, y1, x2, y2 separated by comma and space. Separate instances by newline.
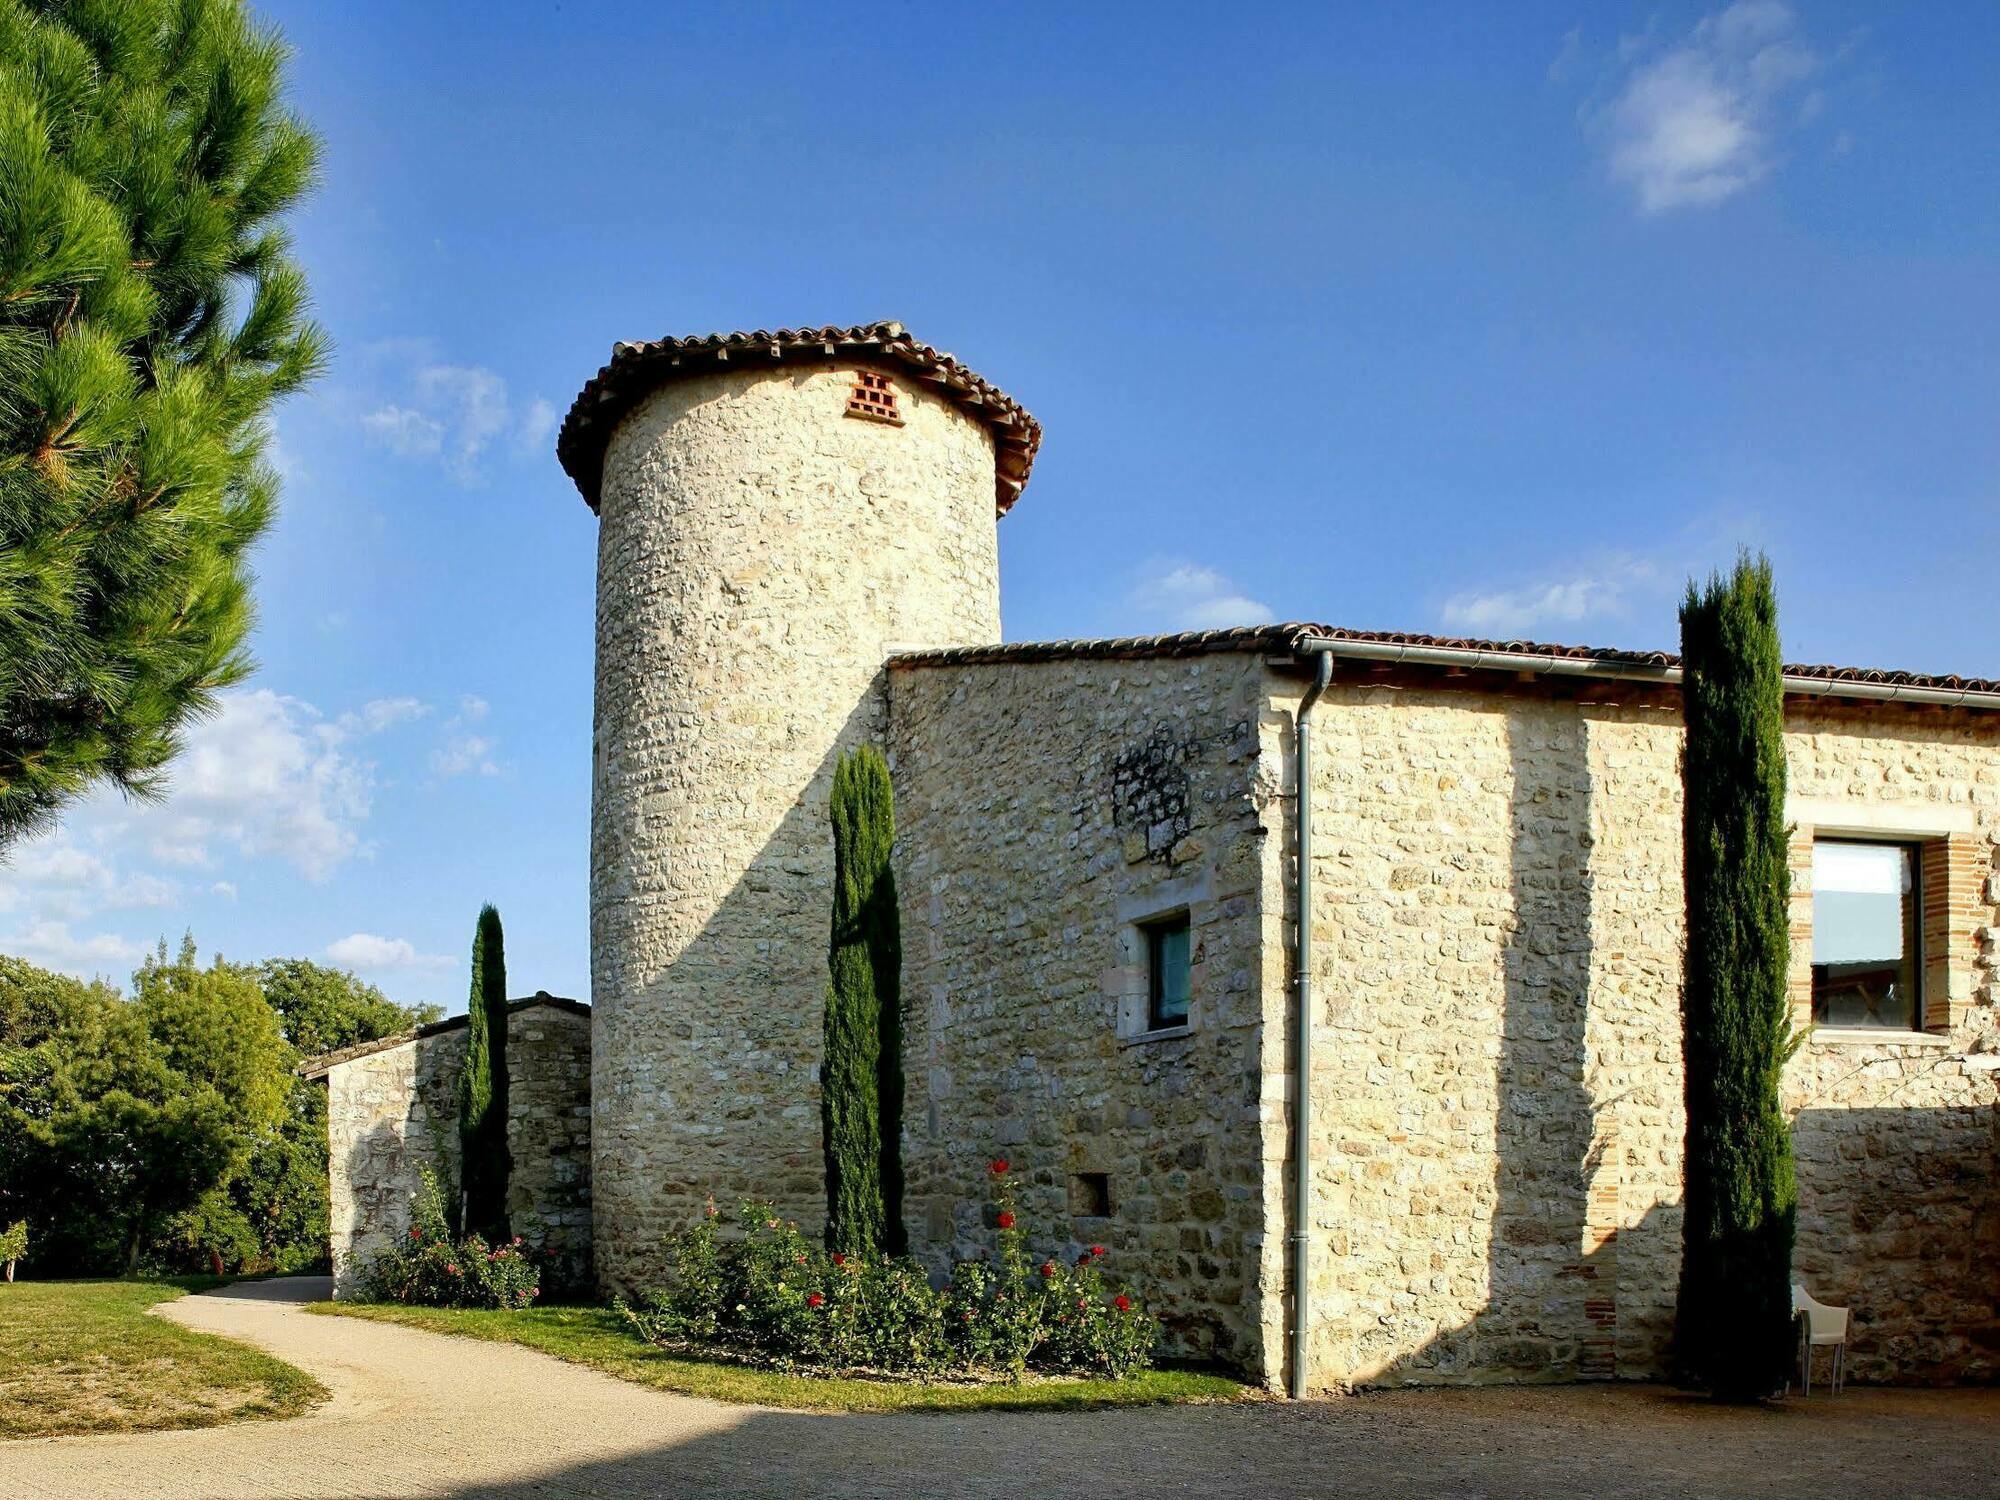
1812, 839, 1923, 1030
1145, 914, 1191, 1030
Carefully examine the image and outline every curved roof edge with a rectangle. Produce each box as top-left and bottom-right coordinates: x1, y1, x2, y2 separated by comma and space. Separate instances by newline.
556, 321, 1040, 514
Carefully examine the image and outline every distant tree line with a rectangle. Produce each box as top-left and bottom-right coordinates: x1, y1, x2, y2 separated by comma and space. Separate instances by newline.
0, 938, 438, 1276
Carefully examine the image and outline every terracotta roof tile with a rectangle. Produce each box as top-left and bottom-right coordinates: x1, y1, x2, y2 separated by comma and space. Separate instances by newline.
888, 623, 2000, 705
557, 321, 1040, 514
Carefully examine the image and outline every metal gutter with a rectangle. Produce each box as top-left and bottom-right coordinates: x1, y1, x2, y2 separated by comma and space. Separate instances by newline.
1287, 650, 1333, 1399
1295, 635, 2000, 711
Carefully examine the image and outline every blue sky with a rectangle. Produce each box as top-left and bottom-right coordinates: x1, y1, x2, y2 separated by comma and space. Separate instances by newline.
4, 1, 1995, 1013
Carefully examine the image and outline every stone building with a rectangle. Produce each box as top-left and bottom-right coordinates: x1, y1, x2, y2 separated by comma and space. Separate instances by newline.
365, 318, 1993, 1394
305, 994, 592, 1296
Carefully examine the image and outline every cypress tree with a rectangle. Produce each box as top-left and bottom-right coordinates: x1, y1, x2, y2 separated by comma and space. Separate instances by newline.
821, 745, 904, 1255
457, 904, 510, 1241
1675, 553, 1798, 1399
0, 0, 327, 846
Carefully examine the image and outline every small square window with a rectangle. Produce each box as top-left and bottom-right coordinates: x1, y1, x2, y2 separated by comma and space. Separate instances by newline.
1145, 914, 1192, 1031
1812, 838, 1923, 1030
1070, 1172, 1112, 1218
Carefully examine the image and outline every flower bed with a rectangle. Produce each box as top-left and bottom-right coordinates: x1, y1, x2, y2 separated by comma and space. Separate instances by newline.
362, 1170, 541, 1310
620, 1160, 1157, 1380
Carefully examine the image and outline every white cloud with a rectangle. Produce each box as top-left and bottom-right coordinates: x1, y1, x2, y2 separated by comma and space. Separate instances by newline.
431, 695, 500, 778
1442, 557, 1663, 639
360, 403, 445, 459
344, 696, 431, 734
212, 881, 238, 900
515, 397, 558, 455
1126, 561, 1274, 633
141, 689, 376, 881
1583, 2, 1824, 213
357, 345, 555, 485
433, 734, 499, 779
0, 919, 145, 979
325, 932, 456, 974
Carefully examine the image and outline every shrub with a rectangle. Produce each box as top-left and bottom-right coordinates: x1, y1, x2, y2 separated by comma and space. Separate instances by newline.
623, 1161, 1157, 1381
362, 1170, 538, 1310
0, 1219, 25, 1281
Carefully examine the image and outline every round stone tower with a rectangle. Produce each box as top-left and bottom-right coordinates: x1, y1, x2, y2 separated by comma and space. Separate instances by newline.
557, 322, 1038, 1289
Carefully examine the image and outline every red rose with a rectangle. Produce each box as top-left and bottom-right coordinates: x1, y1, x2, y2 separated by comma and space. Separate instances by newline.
807, 1293, 825, 1308
831, 1252, 847, 1266
446, 1263, 459, 1275
1089, 1244, 1106, 1258
409, 1228, 421, 1240
989, 1159, 1009, 1176
1039, 1261, 1055, 1277
996, 1211, 1016, 1230
1114, 1294, 1132, 1313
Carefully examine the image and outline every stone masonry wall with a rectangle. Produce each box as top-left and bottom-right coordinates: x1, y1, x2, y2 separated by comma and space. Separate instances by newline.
890, 652, 1289, 1374
1292, 678, 2000, 1391
325, 1003, 593, 1296
590, 366, 1002, 1292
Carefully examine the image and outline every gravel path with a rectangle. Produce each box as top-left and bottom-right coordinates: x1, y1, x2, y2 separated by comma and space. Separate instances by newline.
4, 1278, 1996, 1499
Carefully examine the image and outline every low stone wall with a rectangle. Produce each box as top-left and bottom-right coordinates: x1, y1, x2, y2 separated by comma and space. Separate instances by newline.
324, 1001, 593, 1297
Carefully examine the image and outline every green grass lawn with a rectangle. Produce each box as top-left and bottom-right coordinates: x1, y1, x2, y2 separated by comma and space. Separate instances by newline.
313, 1301, 1250, 1413
0, 1280, 325, 1440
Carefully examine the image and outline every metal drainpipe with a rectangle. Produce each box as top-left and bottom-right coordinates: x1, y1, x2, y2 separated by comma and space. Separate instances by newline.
1289, 648, 1333, 1400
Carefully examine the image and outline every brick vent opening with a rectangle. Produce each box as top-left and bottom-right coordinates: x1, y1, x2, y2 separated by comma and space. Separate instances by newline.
845, 369, 905, 426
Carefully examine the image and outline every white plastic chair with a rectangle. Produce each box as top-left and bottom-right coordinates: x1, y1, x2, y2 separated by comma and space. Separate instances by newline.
1792, 1283, 1850, 1394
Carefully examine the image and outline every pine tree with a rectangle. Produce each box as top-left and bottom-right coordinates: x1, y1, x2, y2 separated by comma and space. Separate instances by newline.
1675, 553, 1798, 1399
0, 0, 326, 846
457, 904, 510, 1241
821, 746, 904, 1255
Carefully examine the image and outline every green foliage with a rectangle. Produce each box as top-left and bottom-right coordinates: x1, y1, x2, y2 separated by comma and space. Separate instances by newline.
0, 0, 327, 845
0, 941, 435, 1275
257, 958, 441, 1057
457, 904, 510, 1240
360, 1168, 538, 1310
1675, 553, 1799, 1399
821, 746, 903, 1255
0, 1216, 25, 1277
622, 1162, 1157, 1382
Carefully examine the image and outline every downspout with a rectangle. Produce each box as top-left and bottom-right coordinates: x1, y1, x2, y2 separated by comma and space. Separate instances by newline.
1288, 648, 1333, 1399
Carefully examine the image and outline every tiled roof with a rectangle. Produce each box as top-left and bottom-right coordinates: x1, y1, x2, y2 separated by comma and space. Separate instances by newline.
557, 321, 1041, 514
297, 993, 589, 1079
888, 623, 2000, 706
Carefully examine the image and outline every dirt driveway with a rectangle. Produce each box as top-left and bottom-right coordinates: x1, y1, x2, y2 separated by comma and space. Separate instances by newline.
2, 1278, 1995, 1499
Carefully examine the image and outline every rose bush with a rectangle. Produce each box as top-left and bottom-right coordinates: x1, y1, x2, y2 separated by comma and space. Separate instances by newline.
361, 1169, 540, 1310
621, 1162, 1157, 1380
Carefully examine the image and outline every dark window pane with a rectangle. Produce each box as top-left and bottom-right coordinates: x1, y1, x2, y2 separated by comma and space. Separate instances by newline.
1148, 918, 1191, 1029
1811, 840, 1922, 1030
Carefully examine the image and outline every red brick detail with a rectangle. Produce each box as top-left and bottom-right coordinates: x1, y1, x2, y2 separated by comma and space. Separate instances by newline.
845, 369, 904, 426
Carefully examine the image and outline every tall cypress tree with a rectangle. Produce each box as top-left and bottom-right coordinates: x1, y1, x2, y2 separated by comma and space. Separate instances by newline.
457, 904, 510, 1241
821, 746, 903, 1255
0, 0, 327, 846
1675, 554, 1798, 1399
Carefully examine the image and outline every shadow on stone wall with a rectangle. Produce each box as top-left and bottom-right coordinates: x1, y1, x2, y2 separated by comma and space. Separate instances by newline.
1371, 702, 1599, 1383
1792, 1102, 2000, 1383
590, 691, 882, 1296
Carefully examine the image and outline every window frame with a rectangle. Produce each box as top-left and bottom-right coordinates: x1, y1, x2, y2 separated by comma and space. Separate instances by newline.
1809, 834, 1926, 1033
1143, 911, 1193, 1033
